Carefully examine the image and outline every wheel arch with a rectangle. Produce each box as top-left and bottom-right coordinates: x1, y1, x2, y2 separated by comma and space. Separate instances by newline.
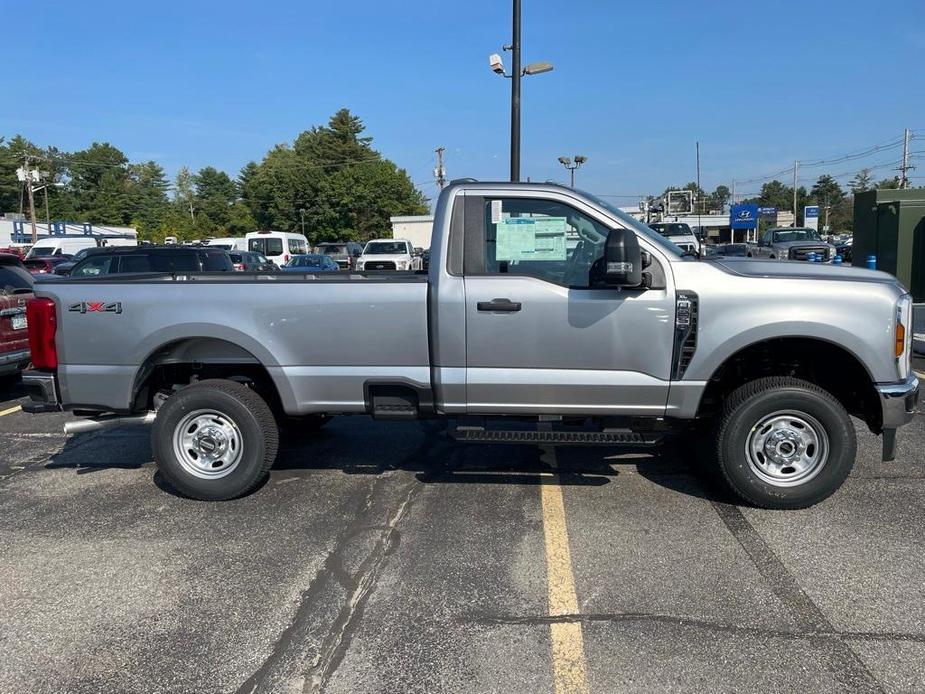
694, 335, 882, 431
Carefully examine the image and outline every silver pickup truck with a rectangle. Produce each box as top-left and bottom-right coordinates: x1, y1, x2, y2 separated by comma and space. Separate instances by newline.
21, 181, 919, 508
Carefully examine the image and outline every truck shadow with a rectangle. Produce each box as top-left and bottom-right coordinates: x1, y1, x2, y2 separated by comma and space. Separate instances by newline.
44, 419, 735, 504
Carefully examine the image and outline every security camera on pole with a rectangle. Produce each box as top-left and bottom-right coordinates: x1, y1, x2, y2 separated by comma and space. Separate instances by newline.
488, 0, 554, 182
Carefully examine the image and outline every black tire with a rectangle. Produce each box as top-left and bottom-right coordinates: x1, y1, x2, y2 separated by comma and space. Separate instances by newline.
152, 379, 278, 501
715, 377, 855, 509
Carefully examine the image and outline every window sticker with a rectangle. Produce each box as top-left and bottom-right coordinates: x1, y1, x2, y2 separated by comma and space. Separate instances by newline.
496, 217, 568, 261
491, 200, 503, 224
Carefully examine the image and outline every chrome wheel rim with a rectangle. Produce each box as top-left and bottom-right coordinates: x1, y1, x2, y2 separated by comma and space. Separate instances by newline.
172, 409, 244, 479
745, 410, 829, 487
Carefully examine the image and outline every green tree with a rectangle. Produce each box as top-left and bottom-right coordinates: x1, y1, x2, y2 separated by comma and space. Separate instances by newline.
849, 168, 873, 194
246, 109, 427, 242
876, 176, 901, 189
127, 161, 170, 237
67, 142, 131, 223
194, 166, 237, 232
709, 185, 731, 211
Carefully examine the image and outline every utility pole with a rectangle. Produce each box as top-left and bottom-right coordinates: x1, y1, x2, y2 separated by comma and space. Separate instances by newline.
509, 0, 522, 182
434, 147, 446, 189
22, 157, 38, 243
731, 178, 736, 205
899, 128, 913, 189
792, 160, 799, 227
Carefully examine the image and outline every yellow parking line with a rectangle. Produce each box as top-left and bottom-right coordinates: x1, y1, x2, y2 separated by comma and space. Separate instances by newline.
540, 448, 589, 694
0, 405, 22, 417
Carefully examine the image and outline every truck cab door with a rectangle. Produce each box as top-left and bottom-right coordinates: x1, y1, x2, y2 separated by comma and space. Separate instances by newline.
462, 193, 676, 416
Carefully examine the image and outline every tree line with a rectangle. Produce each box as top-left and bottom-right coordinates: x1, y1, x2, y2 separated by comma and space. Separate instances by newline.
0, 109, 428, 243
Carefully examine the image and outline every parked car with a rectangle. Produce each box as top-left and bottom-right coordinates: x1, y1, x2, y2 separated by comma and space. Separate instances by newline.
834, 239, 853, 263
421, 248, 430, 271
749, 227, 837, 261
356, 239, 420, 271
20, 180, 918, 509
208, 237, 249, 252
314, 242, 364, 269
25, 235, 137, 259
647, 222, 701, 255
229, 251, 278, 272
0, 247, 26, 260
68, 246, 234, 277
245, 231, 309, 267
281, 254, 340, 272
24, 256, 73, 275
0, 254, 33, 378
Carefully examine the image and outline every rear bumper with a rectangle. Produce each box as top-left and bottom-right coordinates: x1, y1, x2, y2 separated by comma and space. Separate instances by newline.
876, 375, 920, 430
0, 348, 30, 375
20, 369, 62, 413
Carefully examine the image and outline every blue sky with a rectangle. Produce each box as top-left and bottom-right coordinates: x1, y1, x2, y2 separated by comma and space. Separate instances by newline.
4, 0, 924, 203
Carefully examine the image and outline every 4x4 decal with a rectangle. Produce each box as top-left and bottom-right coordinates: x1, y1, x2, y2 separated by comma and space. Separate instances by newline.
68, 302, 123, 315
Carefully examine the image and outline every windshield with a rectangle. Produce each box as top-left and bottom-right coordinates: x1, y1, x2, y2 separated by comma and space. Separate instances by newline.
773, 228, 823, 243
364, 242, 407, 255
577, 191, 685, 257
321, 245, 346, 255
649, 223, 694, 237
287, 254, 325, 267
28, 246, 55, 257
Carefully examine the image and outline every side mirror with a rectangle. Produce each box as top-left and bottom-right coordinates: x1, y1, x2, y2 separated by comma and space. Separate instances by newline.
603, 227, 642, 287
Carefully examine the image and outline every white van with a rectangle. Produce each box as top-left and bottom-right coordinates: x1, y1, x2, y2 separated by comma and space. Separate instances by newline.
207, 237, 248, 251
25, 235, 137, 259
245, 230, 309, 266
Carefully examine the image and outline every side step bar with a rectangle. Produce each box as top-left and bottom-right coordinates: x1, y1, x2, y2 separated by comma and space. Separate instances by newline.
450, 427, 663, 446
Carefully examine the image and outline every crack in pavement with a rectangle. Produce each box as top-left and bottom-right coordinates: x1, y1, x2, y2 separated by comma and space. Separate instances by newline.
711, 500, 886, 694
463, 611, 925, 645
236, 425, 448, 694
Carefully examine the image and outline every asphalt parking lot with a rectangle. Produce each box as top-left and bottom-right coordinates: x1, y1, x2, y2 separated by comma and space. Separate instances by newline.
1, 368, 924, 694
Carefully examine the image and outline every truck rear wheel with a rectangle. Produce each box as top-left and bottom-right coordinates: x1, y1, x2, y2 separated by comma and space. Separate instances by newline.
152, 379, 279, 501
715, 377, 855, 509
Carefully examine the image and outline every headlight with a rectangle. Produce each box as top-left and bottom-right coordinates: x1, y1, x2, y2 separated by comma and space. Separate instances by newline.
357, 261, 365, 270
397, 261, 407, 270
896, 293, 912, 379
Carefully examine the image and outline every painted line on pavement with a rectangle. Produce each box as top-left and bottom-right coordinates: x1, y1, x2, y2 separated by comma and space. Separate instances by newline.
0, 405, 22, 417
540, 446, 589, 694
913, 370, 925, 380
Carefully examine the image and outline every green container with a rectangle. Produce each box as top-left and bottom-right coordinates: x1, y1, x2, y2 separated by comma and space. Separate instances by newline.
853, 189, 925, 299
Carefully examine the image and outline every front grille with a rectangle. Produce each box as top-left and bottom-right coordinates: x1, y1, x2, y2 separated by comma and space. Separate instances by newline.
789, 246, 829, 261
365, 261, 396, 270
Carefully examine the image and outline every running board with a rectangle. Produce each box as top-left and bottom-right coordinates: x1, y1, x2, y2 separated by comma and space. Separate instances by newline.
450, 427, 663, 446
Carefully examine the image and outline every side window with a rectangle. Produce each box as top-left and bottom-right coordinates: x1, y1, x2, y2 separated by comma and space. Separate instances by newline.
481, 198, 611, 287
289, 239, 307, 254
119, 255, 153, 273
72, 256, 114, 277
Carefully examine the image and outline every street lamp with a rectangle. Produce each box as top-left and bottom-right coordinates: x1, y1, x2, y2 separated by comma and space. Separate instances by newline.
558, 155, 587, 188
488, 0, 554, 182
299, 208, 306, 237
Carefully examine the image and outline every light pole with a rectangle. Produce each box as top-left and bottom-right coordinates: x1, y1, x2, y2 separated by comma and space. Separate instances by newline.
558, 155, 587, 188
299, 208, 306, 237
488, 0, 554, 182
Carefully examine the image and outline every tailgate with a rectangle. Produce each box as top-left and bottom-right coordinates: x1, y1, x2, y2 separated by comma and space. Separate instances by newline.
0, 292, 32, 354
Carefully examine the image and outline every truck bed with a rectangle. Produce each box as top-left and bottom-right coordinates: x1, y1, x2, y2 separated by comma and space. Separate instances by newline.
34, 272, 431, 415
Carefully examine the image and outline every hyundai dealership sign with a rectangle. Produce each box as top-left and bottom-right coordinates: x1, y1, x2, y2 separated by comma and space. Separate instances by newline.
730, 204, 759, 230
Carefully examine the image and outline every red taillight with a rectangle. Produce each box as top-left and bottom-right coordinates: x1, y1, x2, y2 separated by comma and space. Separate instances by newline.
233, 263, 244, 271
27, 298, 57, 370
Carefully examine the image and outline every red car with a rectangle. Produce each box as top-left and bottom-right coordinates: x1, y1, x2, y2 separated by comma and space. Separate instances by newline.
0, 254, 33, 379
23, 256, 72, 275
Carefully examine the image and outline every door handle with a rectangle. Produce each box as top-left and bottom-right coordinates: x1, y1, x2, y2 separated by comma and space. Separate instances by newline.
477, 298, 522, 312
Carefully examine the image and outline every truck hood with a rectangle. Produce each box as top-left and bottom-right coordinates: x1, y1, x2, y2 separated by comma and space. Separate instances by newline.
708, 257, 899, 285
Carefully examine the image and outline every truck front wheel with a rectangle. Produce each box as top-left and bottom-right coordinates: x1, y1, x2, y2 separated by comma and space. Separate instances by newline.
152, 379, 279, 500
715, 377, 855, 509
